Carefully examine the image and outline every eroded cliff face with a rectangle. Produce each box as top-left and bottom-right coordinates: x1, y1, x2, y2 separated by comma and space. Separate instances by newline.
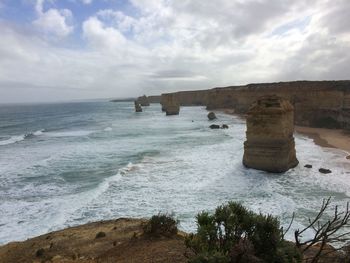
160, 81, 350, 129
243, 95, 299, 173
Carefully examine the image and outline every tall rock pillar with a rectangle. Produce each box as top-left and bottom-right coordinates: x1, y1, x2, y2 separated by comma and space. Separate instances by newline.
162, 94, 180, 115
243, 95, 298, 173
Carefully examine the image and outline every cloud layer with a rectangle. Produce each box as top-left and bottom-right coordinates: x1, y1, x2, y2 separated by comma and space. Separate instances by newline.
0, 0, 349, 103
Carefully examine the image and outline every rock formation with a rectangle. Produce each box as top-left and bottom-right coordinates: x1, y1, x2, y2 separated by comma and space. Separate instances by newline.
207, 112, 217, 120
159, 80, 350, 130
137, 95, 150, 106
243, 95, 299, 173
209, 124, 220, 129
134, 101, 142, 112
319, 168, 332, 174
162, 94, 180, 115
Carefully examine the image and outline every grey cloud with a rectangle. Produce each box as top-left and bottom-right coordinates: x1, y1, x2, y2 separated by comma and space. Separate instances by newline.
319, 0, 350, 35
149, 69, 200, 79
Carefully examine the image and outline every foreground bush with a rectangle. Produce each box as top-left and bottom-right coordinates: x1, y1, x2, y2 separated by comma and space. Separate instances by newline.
185, 202, 301, 263
143, 213, 179, 238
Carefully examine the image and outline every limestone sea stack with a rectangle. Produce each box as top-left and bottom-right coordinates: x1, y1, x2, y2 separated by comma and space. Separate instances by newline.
134, 101, 142, 112
137, 95, 150, 106
163, 94, 180, 115
243, 95, 299, 173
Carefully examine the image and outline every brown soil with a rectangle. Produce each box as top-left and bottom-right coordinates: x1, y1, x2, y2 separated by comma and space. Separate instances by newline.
0, 218, 189, 263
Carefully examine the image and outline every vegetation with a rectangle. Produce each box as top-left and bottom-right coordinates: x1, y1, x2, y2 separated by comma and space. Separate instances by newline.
95, 231, 106, 239
294, 197, 350, 263
143, 213, 179, 238
185, 201, 301, 263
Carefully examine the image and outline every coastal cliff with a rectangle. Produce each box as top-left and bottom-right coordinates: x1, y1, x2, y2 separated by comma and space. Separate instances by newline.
160, 80, 350, 129
243, 96, 299, 173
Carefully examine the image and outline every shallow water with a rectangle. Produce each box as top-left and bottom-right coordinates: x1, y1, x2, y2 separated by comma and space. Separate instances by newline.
0, 101, 349, 245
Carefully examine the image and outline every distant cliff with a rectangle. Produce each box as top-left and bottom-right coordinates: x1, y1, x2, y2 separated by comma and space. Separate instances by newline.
160, 81, 350, 129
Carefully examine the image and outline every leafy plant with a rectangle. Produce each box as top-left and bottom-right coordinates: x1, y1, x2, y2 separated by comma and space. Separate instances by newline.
143, 213, 179, 238
186, 201, 301, 263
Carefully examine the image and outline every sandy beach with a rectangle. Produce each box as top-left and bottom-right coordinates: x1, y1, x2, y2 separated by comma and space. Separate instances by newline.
295, 126, 350, 157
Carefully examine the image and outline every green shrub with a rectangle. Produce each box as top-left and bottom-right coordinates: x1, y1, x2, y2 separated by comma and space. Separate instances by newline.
143, 213, 178, 238
186, 202, 301, 263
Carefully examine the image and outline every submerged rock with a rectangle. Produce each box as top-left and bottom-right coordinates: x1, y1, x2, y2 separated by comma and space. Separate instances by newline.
304, 164, 312, 168
209, 124, 220, 129
207, 112, 217, 120
243, 95, 299, 173
346, 155, 350, 160
221, 124, 229, 129
319, 168, 332, 174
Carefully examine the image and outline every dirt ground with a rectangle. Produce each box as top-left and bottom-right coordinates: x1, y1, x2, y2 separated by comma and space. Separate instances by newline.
0, 218, 189, 263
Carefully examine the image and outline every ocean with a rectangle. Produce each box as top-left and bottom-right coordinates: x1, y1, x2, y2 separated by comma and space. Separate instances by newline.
0, 101, 349, 245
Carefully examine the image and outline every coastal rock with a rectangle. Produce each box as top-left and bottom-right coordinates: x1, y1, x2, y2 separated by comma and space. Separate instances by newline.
319, 168, 332, 174
222, 124, 229, 129
207, 112, 217, 120
160, 80, 350, 130
243, 95, 299, 173
137, 95, 150, 106
209, 124, 220, 129
162, 94, 180, 116
304, 164, 312, 168
346, 155, 350, 160
134, 101, 142, 112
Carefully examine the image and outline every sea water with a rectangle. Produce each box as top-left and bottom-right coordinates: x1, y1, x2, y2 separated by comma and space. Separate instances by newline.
0, 101, 349, 245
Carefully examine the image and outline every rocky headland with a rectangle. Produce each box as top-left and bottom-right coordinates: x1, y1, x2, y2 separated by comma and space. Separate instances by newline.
160, 80, 350, 130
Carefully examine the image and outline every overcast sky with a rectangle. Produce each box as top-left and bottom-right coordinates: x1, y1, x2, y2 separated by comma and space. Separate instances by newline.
0, 0, 349, 103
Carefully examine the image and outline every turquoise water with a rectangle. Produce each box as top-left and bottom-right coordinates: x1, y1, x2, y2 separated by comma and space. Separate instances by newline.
0, 101, 349, 245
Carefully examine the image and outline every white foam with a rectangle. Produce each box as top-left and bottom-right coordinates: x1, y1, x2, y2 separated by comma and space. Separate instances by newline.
45, 130, 95, 137
33, 129, 45, 136
104, 127, 113, 132
0, 135, 25, 146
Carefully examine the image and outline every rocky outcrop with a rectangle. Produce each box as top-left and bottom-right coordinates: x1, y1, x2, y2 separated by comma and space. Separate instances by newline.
137, 95, 150, 106
207, 112, 217, 120
243, 95, 299, 173
319, 168, 332, 174
134, 101, 142, 112
162, 94, 180, 115
209, 124, 220, 129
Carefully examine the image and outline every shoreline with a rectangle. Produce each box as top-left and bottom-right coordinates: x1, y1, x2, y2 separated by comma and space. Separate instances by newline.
294, 126, 350, 156
219, 109, 350, 158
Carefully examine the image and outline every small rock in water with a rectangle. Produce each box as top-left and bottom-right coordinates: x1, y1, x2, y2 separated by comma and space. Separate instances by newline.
304, 164, 312, 168
221, 124, 229, 129
319, 168, 332, 174
209, 124, 220, 129
207, 112, 217, 120
346, 155, 350, 160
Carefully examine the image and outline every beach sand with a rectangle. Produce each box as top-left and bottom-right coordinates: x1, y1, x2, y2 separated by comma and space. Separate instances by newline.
295, 126, 350, 157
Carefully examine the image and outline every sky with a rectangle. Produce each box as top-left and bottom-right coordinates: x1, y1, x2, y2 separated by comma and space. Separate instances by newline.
0, 0, 349, 103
